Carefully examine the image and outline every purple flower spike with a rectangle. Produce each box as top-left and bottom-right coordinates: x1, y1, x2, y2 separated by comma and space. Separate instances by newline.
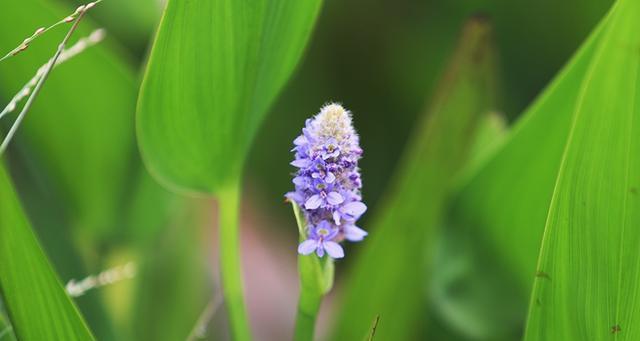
287, 103, 367, 259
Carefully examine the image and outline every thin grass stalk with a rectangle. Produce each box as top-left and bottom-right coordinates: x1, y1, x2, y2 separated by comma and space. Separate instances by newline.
0, 0, 102, 63
0, 5, 92, 154
0, 29, 105, 122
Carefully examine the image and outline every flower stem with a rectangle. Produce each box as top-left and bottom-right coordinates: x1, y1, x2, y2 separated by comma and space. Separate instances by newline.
291, 202, 334, 341
294, 287, 322, 341
218, 179, 251, 341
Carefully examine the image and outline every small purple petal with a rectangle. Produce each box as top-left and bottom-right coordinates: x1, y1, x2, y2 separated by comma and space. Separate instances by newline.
294, 135, 307, 146
303, 128, 315, 143
317, 220, 333, 230
342, 201, 367, 217
298, 240, 318, 255
291, 159, 312, 168
344, 225, 368, 242
325, 172, 336, 183
323, 241, 345, 259
305, 195, 323, 210
326, 192, 344, 205
293, 176, 307, 186
316, 246, 325, 257
333, 210, 342, 225
285, 192, 303, 204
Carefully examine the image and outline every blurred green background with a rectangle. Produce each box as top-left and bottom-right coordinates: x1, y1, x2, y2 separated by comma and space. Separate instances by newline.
0, 0, 614, 339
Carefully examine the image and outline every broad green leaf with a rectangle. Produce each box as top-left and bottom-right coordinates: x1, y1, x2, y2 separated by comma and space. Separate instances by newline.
443, 0, 640, 338
332, 18, 499, 340
438, 5, 613, 339
523, 0, 640, 338
0, 162, 94, 340
0, 0, 138, 237
447, 13, 608, 293
137, 0, 322, 195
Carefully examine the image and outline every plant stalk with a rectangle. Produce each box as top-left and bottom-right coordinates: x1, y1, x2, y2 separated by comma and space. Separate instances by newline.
294, 286, 322, 341
218, 179, 252, 341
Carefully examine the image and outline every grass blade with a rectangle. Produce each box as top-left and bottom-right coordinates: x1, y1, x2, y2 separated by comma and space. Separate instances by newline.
0, 162, 94, 340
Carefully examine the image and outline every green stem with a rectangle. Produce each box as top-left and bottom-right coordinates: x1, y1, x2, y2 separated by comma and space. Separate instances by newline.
291, 202, 333, 341
294, 287, 322, 341
218, 179, 251, 341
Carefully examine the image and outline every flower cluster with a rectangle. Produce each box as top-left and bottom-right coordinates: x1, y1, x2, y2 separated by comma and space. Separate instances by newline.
286, 103, 367, 259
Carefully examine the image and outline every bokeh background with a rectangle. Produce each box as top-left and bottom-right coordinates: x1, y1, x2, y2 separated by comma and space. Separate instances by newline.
0, 0, 614, 340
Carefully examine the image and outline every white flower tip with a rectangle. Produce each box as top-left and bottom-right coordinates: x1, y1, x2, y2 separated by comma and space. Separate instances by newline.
319, 103, 349, 124
34, 27, 45, 35
314, 102, 355, 140
322, 102, 346, 114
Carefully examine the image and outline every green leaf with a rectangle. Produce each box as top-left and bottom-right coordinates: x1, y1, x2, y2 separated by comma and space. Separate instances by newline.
0, 162, 94, 340
447, 11, 609, 300
332, 17, 499, 340
429, 113, 511, 341
444, 0, 640, 338
454, 111, 508, 186
439, 5, 610, 340
0, 312, 16, 341
0, 0, 139, 237
137, 0, 322, 195
522, 0, 640, 338
130, 196, 213, 341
